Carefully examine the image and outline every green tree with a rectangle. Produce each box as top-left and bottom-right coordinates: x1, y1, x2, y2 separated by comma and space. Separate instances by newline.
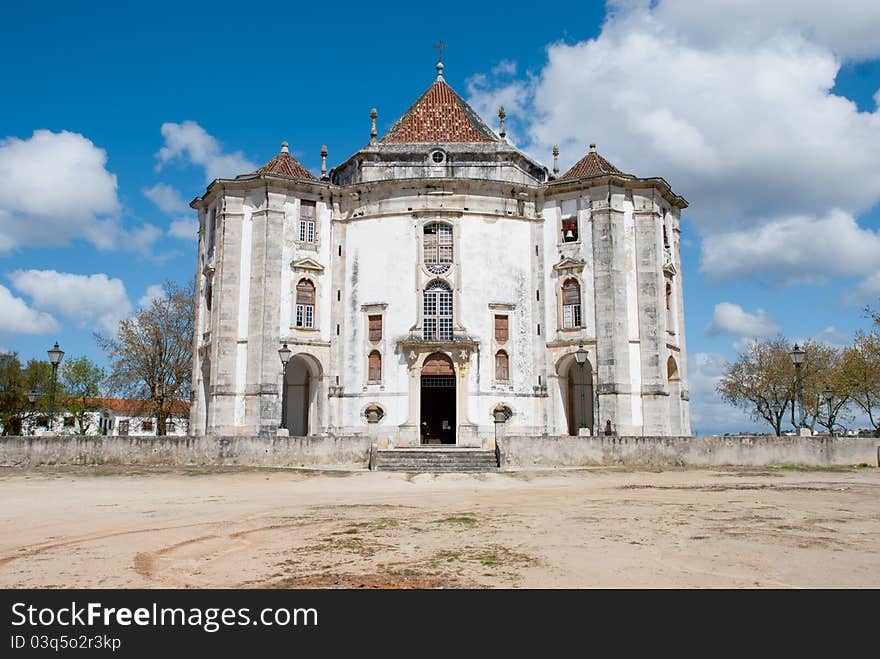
841, 332, 880, 436
716, 337, 795, 436
96, 279, 194, 435
60, 356, 106, 434
796, 340, 852, 434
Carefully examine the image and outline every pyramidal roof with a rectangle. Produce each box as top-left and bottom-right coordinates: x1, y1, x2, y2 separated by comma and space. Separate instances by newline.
556, 144, 632, 182
381, 65, 498, 144
243, 142, 318, 181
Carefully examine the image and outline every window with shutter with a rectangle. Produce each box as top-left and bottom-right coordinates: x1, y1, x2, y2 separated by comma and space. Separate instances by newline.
299, 200, 316, 243
368, 315, 382, 343
368, 351, 382, 381
562, 279, 582, 328
424, 223, 452, 274
295, 279, 316, 328
495, 350, 509, 381
494, 315, 509, 343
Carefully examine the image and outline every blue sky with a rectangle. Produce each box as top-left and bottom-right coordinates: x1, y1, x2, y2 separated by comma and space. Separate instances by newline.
2, 1, 880, 434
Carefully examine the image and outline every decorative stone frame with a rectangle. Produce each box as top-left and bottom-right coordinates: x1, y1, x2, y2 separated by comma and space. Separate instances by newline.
552, 258, 587, 334
290, 258, 325, 333
361, 302, 388, 387
555, 196, 583, 248
488, 302, 515, 389
293, 197, 321, 252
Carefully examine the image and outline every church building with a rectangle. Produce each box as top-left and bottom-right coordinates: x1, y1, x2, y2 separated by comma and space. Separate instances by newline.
188, 59, 690, 445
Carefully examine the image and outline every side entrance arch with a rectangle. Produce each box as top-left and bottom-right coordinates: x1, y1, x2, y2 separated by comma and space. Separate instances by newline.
420, 352, 456, 444
284, 354, 322, 436
558, 354, 594, 436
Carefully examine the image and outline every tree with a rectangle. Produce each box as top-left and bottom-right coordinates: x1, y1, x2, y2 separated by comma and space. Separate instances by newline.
841, 332, 880, 436
795, 340, 851, 434
0, 354, 52, 435
716, 337, 795, 436
96, 279, 194, 435
60, 356, 105, 434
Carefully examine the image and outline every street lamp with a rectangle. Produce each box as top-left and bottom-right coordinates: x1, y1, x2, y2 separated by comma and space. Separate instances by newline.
823, 385, 834, 436
27, 389, 39, 436
46, 341, 64, 432
574, 344, 589, 433
789, 343, 805, 432
278, 343, 292, 430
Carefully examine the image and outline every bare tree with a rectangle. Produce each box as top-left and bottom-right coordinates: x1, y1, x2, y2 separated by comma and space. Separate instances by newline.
96, 279, 194, 435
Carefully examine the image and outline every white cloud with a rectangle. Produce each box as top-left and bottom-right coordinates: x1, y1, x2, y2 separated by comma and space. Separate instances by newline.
813, 326, 851, 349
615, 0, 880, 61
705, 302, 780, 338
700, 210, 880, 284
138, 284, 164, 309
143, 183, 188, 215
9, 270, 132, 333
0, 130, 120, 253
156, 121, 256, 183
0, 285, 59, 335
467, 1, 880, 287
845, 270, 880, 306
168, 217, 198, 241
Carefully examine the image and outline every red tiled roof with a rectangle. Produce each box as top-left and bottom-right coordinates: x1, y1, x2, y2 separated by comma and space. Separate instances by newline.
381, 78, 498, 143
244, 145, 318, 181
84, 398, 190, 416
556, 145, 632, 182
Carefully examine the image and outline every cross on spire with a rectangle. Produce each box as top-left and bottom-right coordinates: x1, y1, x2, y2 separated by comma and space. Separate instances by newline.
434, 39, 447, 63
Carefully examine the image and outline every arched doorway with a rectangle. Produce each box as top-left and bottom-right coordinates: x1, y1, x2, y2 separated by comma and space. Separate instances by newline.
285, 355, 320, 436
563, 357, 594, 436
420, 352, 456, 444
200, 356, 211, 436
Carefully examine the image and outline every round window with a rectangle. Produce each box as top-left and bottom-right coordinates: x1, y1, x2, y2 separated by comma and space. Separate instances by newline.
431, 150, 445, 164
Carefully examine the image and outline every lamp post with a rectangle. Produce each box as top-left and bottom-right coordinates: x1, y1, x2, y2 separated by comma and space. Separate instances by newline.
789, 343, 805, 432
823, 385, 834, 436
278, 343, 292, 430
574, 344, 589, 433
46, 341, 64, 432
27, 389, 39, 436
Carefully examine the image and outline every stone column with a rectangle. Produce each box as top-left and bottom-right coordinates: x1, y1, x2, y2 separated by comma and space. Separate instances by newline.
590, 185, 634, 434
633, 189, 667, 435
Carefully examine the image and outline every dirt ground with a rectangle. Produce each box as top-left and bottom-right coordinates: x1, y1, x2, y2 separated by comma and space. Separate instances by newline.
0, 465, 878, 588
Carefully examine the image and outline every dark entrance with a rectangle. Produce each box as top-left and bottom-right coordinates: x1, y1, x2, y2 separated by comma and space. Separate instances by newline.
420, 353, 456, 444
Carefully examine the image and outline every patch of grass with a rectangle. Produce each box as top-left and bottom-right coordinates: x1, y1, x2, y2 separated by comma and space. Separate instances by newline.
854, 463, 875, 469
435, 515, 480, 527
768, 464, 855, 473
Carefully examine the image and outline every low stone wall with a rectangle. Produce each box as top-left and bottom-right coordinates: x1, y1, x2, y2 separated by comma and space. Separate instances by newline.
0, 435, 373, 470
496, 435, 879, 468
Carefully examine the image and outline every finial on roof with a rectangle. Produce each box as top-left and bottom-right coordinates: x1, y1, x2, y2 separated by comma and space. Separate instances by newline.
498, 107, 506, 140
370, 109, 378, 144
281, 141, 289, 154
320, 145, 328, 177
552, 145, 559, 176
434, 39, 447, 80
589, 143, 597, 153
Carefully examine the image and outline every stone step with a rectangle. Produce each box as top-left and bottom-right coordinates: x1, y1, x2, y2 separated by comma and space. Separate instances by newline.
374, 448, 498, 473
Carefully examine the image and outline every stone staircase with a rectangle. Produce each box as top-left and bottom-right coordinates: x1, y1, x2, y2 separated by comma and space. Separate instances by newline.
372, 447, 499, 472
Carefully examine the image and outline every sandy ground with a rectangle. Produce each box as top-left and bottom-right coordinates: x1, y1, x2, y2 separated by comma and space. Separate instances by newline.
0, 465, 878, 588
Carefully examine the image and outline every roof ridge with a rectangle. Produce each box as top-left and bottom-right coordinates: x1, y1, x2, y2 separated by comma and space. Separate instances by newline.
243, 143, 318, 181
381, 78, 498, 144
556, 144, 632, 182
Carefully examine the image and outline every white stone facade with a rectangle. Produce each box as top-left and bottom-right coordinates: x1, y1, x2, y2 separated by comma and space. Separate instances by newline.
188, 71, 690, 445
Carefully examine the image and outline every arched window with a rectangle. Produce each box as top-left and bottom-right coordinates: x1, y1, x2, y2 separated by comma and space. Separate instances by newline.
368, 350, 382, 382
495, 350, 510, 381
423, 223, 453, 274
562, 279, 582, 328
423, 280, 453, 341
295, 279, 315, 328
667, 356, 679, 381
